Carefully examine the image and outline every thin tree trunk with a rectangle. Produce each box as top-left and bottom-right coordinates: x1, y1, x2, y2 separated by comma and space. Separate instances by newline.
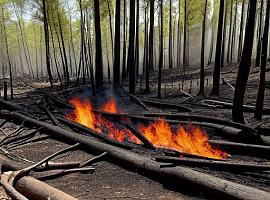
1, 6, 13, 99
57, 10, 69, 85
199, 0, 208, 95
106, 0, 114, 60
211, 0, 225, 96
208, 19, 214, 65
255, 0, 264, 67
135, 0, 140, 76
42, 0, 53, 86
254, 0, 270, 120
177, 0, 181, 68
231, 0, 237, 63
238, 0, 246, 62
232, 0, 257, 123
128, 0, 136, 93
113, 0, 121, 85
157, 0, 163, 98
169, 0, 173, 69
122, 0, 127, 81
146, 0, 154, 93
227, 0, 233, 64
94, 0, 104, 88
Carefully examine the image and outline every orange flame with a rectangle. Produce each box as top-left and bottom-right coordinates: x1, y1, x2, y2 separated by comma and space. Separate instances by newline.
138, 119, 228, 159
101, 98, 118, 113
66, 98, 228, 160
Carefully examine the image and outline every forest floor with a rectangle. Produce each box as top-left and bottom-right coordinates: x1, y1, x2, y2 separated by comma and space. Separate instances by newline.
0, 62, 270, 200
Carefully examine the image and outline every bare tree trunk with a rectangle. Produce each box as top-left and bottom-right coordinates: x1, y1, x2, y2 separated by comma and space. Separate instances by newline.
211, 0, 225, 96
113, 0, 121, 85
177, 0, 181, 68
15, 22, 24, 75
122, 0, 127, 81
157, 0, 163, 98
255, 0, 264, 67
238, 0, 246, 63
254, 0, 270, 120
128, 0, 136, 93
135, 0, 140, 76
169, 0, 173, 69
57, 10, 69, 85
232, 0, 257, 123
1, 6, 13, 99
106, 0, 114, 60
42, 0, 53, 86
231, 0, 237, 63
94, 0, 104, 88
227, 0, 233, 64
199, 0, 208, 95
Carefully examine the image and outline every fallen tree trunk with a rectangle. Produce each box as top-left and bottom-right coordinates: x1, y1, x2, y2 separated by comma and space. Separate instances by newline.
15, 176, 77, 200
209, 140, 270, 158
2, 111, 270, 200
155, 156, 270, 171
201, 99, 270, 114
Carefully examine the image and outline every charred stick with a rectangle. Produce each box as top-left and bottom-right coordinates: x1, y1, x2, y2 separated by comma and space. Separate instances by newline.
36, 167, 95, 181
7, 135, 50, 150
129, 94, 150, 111
80, 152, 108, 167
122, 122, 155, 150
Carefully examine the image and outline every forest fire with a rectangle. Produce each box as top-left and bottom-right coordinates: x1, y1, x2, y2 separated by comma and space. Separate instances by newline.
66, 98, 228, 160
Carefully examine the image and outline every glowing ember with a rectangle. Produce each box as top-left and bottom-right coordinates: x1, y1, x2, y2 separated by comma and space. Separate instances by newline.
66, 98, 228, 160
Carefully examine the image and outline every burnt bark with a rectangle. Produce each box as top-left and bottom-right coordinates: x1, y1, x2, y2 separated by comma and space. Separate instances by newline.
157, 0, 163, 98
211, 0, 225, 95
94, 0, 104, 88
254, 0, 270, 120
128, 0, 136, 93
113, 0, 121, 85
232, 0, 258, 123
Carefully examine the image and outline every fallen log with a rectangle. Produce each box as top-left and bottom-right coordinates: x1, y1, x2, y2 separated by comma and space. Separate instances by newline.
156, 156, 270, 171
2, 111, 270, 200
138, 98, 192, 112
201, 99, 270, 114
15, 176, 77, 200
209, 140, 270, 158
